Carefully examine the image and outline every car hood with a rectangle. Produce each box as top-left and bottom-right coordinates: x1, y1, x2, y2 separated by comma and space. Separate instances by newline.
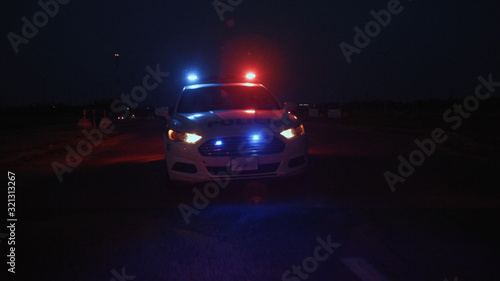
170, 110, 301, 137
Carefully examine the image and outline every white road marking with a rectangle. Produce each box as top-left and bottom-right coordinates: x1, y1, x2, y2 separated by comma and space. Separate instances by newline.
340, 257, 390, 281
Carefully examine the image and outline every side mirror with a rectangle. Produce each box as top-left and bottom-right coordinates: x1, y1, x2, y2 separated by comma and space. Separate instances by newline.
155, 106, 170, 119
284, 101, 297, 112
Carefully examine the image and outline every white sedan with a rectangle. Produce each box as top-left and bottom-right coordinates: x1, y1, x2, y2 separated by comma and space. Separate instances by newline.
157, 81, 307, 183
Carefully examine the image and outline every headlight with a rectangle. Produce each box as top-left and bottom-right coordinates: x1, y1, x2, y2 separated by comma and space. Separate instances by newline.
168, 129, 202, 144
280, 124, 305, 139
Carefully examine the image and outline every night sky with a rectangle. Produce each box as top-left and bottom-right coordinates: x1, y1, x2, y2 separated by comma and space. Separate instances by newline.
1, 0, 500, 107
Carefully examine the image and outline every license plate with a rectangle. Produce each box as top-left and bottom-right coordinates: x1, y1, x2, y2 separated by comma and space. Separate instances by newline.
231, 157, 258, 172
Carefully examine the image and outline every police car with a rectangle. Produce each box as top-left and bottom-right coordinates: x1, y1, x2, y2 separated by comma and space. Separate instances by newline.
156, 73, 307, 183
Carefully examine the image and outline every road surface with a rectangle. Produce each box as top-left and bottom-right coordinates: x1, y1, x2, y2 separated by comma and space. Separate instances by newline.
7, 119, 500, 280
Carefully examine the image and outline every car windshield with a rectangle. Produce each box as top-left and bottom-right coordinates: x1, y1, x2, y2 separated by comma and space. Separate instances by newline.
176, 85, 281, 113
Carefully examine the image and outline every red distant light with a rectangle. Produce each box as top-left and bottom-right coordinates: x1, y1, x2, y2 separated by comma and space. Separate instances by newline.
245, 72, 256, 79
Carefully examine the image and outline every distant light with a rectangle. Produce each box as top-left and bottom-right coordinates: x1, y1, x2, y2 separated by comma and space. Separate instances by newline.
245, 72, 256, 80
188, 74, 198, 81
245, 109, 255, 113
115, 53, 119, 57
252, 135, 259, 141
215, 140, 222, 146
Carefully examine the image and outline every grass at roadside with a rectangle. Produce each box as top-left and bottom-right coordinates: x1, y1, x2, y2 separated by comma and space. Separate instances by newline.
305, 111, 500, 159
0, 123, 121, 176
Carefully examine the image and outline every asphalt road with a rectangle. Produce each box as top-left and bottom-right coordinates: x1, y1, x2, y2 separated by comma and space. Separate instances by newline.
6, 119, 500, 281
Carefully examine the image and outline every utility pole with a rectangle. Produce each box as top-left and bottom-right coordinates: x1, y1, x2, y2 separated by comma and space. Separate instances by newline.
115, 53, 120, 99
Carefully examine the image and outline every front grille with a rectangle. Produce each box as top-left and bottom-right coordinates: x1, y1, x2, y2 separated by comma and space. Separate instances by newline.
198, 136, 286, 157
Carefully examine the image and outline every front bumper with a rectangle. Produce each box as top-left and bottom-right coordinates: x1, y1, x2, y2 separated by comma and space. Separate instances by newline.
164, 133, 307, 183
